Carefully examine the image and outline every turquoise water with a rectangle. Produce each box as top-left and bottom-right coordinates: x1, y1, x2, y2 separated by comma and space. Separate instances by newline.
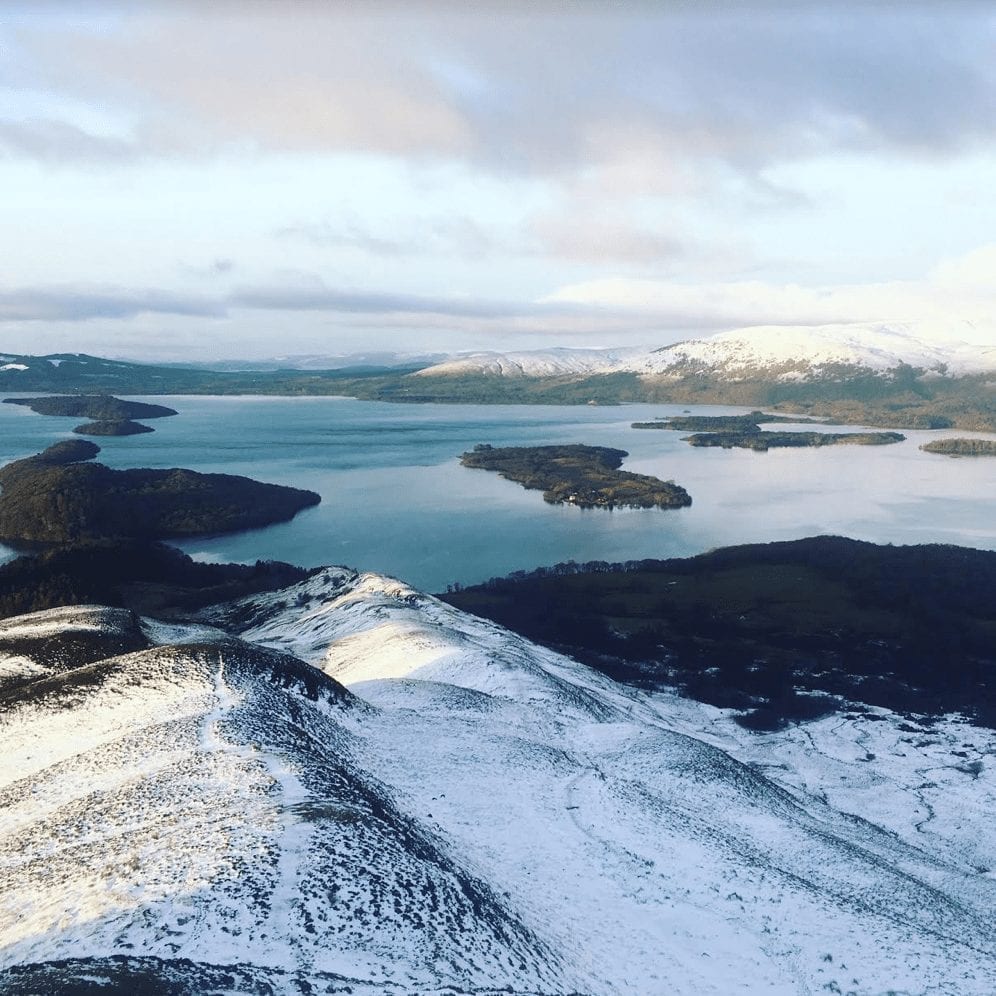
2, 395, 994, 592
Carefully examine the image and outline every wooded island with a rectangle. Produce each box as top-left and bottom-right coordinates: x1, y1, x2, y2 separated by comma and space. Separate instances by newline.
460, 443, 692, 510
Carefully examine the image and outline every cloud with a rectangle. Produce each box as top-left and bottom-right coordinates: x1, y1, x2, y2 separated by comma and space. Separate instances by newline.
545, 244, 996, 342
9, 4, 995, 180
279, 210, 687, 267
3, 243, 994, 350
177, 258, 236, 280
0, 286, 224, 322
228, 282, 584, 321
278, 215, 494, 259
0, 279, 587, 326
0, 118, 137, 162
527, 213, 685, 265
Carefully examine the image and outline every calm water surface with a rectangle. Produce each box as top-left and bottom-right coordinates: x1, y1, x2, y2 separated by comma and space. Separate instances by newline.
1, 395, 993, 591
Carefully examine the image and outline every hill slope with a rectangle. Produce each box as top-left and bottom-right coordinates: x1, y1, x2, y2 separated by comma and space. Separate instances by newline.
2, 570, 995, 993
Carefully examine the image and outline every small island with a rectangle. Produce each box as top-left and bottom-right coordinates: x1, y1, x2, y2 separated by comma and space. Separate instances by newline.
633, 411, 912, 451
0, 441, 321, 545
632, 411, 809, 432
5, 394, 177, 438
683, 430, 906, 451
72, 419, 156, 437
460, 443, 692, 510
4, 394, 178, 420
920, 438, 996, 457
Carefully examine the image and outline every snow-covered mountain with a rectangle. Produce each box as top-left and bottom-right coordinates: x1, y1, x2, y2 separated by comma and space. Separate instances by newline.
413, 346, 646, 378
414, 323, 996, 381
630, 323, 996, 380
3, 572, 996, 994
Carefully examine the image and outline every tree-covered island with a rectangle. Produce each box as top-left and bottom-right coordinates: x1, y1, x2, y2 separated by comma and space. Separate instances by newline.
920, 438, 996, 457
632, 411, 808, 432
4, 394, 178, 420
0, 441, 321, 546
683, 429, 905, 450
633, 410, 905, 450
4, 394, 178, 438
72, 419, 156, 437
459, 443, 692, 509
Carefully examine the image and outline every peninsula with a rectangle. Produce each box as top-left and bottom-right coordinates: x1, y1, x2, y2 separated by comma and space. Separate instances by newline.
459, 443, 692, 510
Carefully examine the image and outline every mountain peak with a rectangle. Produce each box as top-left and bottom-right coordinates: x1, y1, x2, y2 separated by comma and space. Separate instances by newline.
413, 323, 996, 381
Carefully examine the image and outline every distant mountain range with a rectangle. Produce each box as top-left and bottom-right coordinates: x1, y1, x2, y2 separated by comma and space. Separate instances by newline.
415, 322, 996, 381
2, 323, 995, 430
3, 557, 996, 993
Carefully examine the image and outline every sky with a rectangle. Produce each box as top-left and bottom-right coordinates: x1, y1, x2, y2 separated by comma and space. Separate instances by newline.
1, 1, 995, 362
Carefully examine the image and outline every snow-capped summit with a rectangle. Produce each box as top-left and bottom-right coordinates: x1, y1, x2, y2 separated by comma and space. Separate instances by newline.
628, 322, 996, 380
413, 346, 645, 378
3, 567, 996, 993
413, 323, 996, 382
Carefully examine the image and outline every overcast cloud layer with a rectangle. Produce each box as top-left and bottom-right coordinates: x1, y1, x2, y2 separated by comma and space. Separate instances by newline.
1, 3, 994, 360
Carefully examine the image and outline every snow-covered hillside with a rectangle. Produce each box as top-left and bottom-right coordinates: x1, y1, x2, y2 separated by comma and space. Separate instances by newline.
631, 323, 996, 380
413, 346, 645, 378
3, 571, 996, 994
414, 323, 996, 381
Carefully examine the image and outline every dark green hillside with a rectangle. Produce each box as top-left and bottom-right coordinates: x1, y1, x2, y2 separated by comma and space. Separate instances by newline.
460, 443, 692, 510
442, 537, 996, 729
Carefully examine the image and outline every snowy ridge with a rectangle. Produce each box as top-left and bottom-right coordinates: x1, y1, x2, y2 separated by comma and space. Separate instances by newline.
0, 628, 562, 994
3, 569, 996, 993
413, 323, 996, 382
413, 346, 645, 378
630, 323, 996, 380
